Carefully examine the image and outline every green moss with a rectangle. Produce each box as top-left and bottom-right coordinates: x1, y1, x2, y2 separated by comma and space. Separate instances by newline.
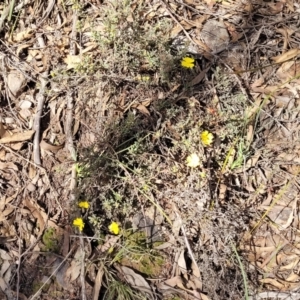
42, 227, 59, 252
32, 282, 50, 293
115, 230, 166, 277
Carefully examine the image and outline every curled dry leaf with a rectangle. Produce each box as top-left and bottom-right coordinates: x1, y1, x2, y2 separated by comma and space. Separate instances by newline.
40, 140, 64, 152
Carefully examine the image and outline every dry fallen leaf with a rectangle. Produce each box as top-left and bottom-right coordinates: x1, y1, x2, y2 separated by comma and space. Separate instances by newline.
272, 48, 300, 63
0, 161, 18, 172
0, 207, 14, 222
201, 20, 229, 54
158, 276, 181, 289
177, 250, 187, 274
40, 140, 64, 152
277, 61, 300, 81
0, 130, 35, 143
171, 24, 183, 38
13, 29, 33, 42
133, 104, 150, 116
64, 55, 82, 70
260, 278, 284, 289
65, 249, 82, 283
0, 123, 5, 138
191, 259, 202, 290
189, 65, 211, 86
92, 265, 104, 300
23, 199, 63, 235
114, 264, 152, 295
0, 249, 13, 295
27, 49, 48, 72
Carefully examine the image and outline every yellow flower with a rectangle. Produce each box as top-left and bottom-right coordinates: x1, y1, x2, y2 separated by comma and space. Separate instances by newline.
200, 172, 206, 178
78, 201, 90, 209
109, 222, 120, 235
135, 74, 150, 82
73, 218, 85, 232
201, 130, 214, 146
181, 57, 195, 69
186, 153, 200, 168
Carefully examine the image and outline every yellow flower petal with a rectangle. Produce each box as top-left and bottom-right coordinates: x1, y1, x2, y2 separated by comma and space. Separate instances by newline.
181, 57, 195, 69
186, 153, 200, 168
201, 130, 214, 146
78, 201, 90, 209
108, 246, 114, 254
109, 222, 120, 235
73, 218, 85, 232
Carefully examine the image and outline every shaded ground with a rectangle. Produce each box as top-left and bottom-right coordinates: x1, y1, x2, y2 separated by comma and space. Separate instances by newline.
0, 0, 300, 299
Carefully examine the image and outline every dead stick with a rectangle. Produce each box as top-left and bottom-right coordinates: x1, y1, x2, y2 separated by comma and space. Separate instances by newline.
33, 36, 48, 165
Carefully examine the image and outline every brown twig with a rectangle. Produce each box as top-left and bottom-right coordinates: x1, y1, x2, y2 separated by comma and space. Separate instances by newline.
33, 36, 48, 165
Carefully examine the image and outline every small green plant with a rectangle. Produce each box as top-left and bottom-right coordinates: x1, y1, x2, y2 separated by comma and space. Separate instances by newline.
75, 162, 90, 179
232, 243, 249, 300
91, 0, 173, 81
74, 55, 96, 75
230, 138, 248, 170
103, 275, 145, 300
